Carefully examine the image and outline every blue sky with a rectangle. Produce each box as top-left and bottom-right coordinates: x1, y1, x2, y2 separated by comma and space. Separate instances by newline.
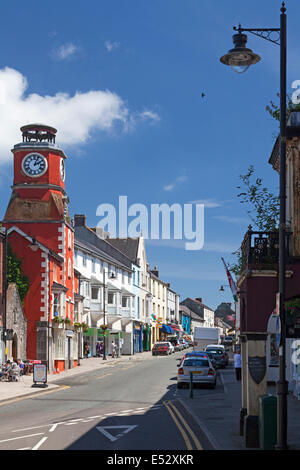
0, 0, 298, 310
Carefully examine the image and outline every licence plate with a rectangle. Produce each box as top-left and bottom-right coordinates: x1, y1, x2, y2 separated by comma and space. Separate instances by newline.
192, 371, 203, 374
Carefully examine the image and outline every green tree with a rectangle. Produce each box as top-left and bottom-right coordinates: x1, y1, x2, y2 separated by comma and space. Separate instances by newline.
237, 165, 279, 231
6, 244, 30, 302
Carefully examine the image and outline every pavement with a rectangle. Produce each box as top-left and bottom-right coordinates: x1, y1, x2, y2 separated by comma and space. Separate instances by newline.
0, 352, 153, 404
178, 365, 300, 451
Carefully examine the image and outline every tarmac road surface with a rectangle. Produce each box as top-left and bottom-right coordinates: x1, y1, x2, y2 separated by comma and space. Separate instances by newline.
0, 350, 219, 450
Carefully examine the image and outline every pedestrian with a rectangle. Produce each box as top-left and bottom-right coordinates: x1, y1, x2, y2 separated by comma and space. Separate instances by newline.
99, 341, 104, 357
111, 341, 116, 358
96, 341, 101, 357
17, 359, 24, 375
234, 349, 242, 381
84, 342, 90, 359
119, 337, 123, 356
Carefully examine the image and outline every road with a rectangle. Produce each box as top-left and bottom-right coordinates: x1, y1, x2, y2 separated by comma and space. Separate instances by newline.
0, 349, 222, 450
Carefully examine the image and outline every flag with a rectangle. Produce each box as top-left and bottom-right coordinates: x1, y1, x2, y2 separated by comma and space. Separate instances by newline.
221, 257, 238, 302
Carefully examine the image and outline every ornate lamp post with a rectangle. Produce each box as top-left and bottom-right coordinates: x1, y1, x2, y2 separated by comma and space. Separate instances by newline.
220, 3, 288, 449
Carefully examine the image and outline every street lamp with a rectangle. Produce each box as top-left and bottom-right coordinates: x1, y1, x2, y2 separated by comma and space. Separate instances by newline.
102, 269, 116, 361
220, 2, 288, 450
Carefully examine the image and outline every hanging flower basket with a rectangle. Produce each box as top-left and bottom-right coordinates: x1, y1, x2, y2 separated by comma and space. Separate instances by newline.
52, 316, 65, 326
285, 298, 300, 326
81, 322, 88, 332
64, 318, 72, 326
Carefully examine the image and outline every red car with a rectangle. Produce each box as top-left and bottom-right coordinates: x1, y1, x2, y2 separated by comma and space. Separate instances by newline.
152, 342, 173, 356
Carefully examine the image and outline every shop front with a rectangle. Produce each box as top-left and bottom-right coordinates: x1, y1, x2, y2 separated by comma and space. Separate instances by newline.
160, 324, 174, 340
133, 322, 143, 353
143, 324, 151, 351
83, 327, 97, 357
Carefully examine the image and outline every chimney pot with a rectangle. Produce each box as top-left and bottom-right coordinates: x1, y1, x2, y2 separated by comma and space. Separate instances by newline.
74, 214, 86, 227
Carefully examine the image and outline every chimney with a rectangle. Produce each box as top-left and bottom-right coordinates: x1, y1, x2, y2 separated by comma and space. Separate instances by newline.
195, 297, 202, 303
151, 266, 159, 278
74, 214, 86, 227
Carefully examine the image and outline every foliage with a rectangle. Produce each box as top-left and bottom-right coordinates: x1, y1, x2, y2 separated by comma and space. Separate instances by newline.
52, 316, 64, 324
237, 165, 279, 231
266, 93, 300, 123
6, 244, 30, 302
227, 248, 244, 278
285, 298, 300, 315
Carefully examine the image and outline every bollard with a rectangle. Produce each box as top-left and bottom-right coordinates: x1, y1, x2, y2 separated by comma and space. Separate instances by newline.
189, 371, 193, 398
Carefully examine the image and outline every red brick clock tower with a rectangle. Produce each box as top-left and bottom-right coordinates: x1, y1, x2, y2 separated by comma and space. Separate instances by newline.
2, 124, 77, 372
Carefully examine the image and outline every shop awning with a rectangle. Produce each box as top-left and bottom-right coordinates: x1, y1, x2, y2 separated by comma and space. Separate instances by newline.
169, 324, 180, 331
162, 324, 174, 334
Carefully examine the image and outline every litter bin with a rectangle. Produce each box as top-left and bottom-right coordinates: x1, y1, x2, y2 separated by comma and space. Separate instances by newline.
259, 395, 277, 450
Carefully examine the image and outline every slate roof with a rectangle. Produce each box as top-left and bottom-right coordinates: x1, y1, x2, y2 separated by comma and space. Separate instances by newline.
74, 226, 133, 272
105, 237, 140, 265
180, 298, 214, 320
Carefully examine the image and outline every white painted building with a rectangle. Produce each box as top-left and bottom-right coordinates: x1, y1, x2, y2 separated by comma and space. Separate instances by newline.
74, 215, 137, 356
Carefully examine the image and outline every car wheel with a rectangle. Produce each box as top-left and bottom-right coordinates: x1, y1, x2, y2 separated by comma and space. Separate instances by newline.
177, 382, 183, 389
210, 381, 216, 389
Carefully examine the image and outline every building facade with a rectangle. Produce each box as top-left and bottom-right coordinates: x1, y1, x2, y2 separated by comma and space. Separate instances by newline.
107, 236, 152, 352
0, 228, 5, 363
150, 267, 168, 343
74, 215, 140, 356
2, 124, 80, 372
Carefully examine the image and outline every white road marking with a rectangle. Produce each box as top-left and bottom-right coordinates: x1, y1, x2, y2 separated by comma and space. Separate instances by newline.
0, 433, 44, 444
96, 425, 138, 442
12, 424, 51, 433
32, 436, 48, 450
49, 424, 58, 432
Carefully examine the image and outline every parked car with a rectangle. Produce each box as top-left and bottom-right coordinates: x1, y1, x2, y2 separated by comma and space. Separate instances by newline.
177, 356, 216, 389
169, 338, 182, 351
205, 345, 228, 368
224, 336, 234, 346
152, 342, 173, 356
179, 339, 189, 349
177, 351, 209, 366
205, 351, 219, 369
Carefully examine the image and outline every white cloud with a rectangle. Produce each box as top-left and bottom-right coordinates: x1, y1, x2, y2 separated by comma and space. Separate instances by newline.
0, 67, 160, 165
52, 42, 79, 60
164, 175, 188, 192
105, 40, 120, 52
189, 199, 223, 208
139, 110, 160, 123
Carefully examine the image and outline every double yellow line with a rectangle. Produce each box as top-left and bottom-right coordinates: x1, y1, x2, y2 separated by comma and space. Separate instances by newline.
163, 400, 202, 450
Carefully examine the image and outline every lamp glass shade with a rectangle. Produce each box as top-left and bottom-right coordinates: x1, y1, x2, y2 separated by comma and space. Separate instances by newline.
220, 32, 261, 72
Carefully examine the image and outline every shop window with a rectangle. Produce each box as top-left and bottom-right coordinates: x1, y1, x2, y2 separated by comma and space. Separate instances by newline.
108, 292, 115, 305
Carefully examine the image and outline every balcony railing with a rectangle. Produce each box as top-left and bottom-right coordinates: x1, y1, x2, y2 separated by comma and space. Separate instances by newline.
241, 229, 290, 268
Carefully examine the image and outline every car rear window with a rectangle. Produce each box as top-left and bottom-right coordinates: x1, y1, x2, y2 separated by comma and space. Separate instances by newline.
183, 359, 209, 367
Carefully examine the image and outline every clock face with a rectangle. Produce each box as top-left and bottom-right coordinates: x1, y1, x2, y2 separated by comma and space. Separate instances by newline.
22, 153, 47, 177
60, 158, 65, 182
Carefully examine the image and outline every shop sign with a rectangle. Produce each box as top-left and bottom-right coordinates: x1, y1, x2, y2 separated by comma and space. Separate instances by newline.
33, 363, 47, 385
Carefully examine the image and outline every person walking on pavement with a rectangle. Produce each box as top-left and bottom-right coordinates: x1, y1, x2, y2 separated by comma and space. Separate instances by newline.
111, 341, 116, 358
234, 349, 242, 381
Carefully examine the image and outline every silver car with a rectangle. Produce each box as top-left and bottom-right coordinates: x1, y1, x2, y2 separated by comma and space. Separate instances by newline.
177, 357, 216, 389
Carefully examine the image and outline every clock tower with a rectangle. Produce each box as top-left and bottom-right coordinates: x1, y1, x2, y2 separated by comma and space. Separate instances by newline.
4, 123, 68, 250
2, 124, 78, 371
